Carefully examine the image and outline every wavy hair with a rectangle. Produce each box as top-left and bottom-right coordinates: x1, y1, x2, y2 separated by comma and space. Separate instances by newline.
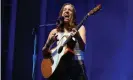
56, 3, 77, 32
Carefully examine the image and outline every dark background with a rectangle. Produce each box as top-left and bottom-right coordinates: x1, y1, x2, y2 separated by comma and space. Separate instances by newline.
1, 0, 133, 80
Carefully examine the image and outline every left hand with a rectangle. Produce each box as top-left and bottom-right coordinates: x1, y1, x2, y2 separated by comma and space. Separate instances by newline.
70, 28, 77, 36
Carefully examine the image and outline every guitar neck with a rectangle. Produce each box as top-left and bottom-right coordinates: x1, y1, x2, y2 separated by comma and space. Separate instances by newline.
76, 14, 88, 30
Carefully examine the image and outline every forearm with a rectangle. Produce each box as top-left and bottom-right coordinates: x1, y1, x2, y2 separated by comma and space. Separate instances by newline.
43, 37, 55, 50
42, 38, 55, 58
74, 32, 86, 51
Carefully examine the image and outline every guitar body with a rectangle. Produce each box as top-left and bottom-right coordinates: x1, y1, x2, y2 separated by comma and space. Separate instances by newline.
41, 58, 52, 78
41, 46, 74, 78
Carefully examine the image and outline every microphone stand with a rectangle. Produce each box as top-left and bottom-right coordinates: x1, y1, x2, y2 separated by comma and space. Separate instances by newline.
31, 24, 56, 80
32, 26, 37, 80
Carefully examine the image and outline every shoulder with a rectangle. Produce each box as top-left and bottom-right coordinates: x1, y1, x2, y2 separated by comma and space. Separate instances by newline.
78, 25, 86, 33
50, 28, 58, 35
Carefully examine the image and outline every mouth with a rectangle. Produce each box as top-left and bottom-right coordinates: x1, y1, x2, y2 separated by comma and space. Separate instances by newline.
64, 15, 70, 20
64, 15, 69, 18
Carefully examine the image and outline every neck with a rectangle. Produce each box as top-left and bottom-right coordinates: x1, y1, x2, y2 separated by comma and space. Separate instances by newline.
63, 23, 70, 33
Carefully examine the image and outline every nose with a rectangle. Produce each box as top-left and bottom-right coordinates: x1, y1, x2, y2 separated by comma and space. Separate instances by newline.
65, 10, 69, 14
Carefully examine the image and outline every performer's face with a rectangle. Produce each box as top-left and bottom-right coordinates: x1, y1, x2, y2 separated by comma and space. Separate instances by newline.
62, 5, 73, 23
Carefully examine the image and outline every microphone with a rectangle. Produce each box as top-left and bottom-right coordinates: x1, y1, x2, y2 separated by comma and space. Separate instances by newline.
56, 16, 64, 27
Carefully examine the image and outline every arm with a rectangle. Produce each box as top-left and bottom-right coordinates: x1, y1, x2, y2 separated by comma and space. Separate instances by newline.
42, 29, 57, 50
78, 25, 86, 44
73, 25, 86, 51
42, 29, 57, 57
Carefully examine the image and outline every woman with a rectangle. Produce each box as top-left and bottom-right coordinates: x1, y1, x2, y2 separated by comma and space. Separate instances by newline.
42, 3, 88, 80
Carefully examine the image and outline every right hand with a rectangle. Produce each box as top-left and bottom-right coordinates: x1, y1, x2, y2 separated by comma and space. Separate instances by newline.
42, 47, 51, 58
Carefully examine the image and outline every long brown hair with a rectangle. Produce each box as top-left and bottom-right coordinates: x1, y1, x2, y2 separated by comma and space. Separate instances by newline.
56, 3, 77, 32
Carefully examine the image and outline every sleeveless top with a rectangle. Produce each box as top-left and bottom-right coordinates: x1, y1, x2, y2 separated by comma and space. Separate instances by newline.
56, 32, 85, 60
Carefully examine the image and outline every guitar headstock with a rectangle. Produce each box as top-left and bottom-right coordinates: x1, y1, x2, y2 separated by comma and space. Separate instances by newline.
88, 4, 101, 16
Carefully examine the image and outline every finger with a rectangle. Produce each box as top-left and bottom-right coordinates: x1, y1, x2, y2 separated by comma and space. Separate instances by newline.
72, 28, 77, 32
